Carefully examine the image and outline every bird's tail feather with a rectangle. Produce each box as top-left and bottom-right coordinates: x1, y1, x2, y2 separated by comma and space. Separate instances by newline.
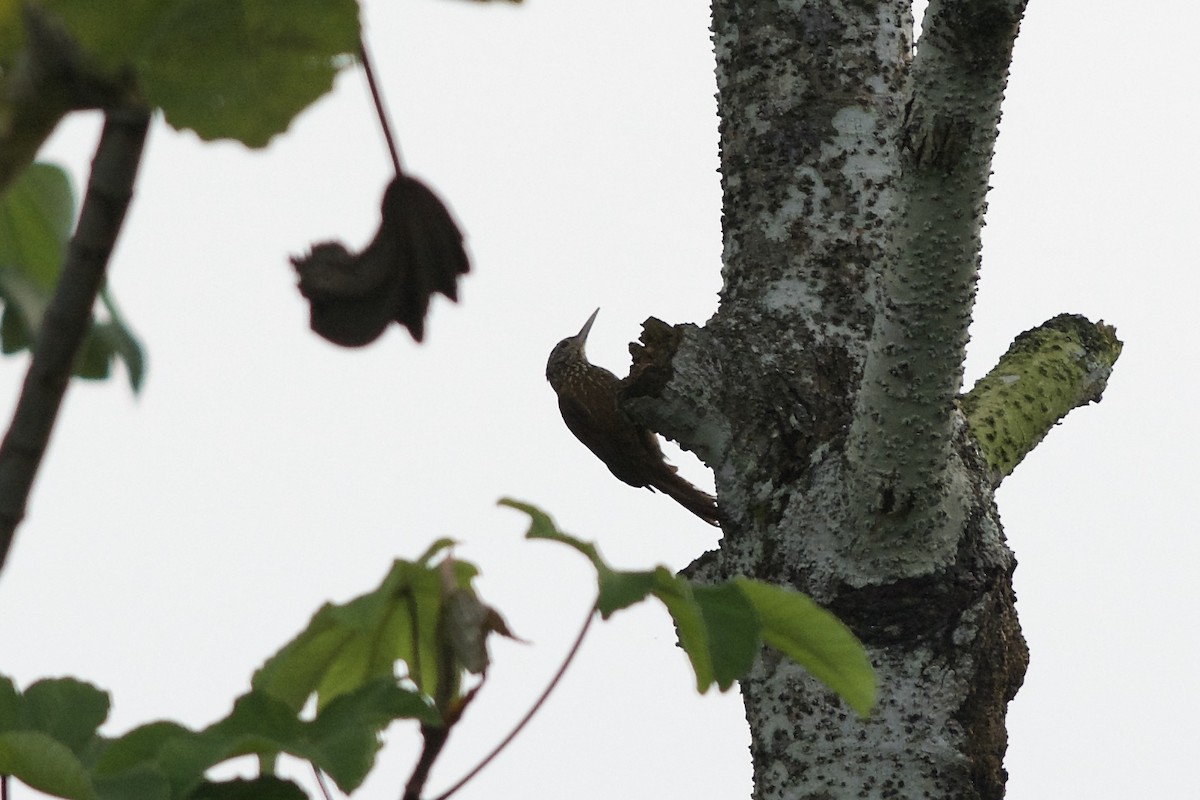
654, 471, 721, 527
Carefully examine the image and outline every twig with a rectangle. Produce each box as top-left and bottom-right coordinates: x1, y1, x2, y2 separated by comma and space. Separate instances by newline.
403, 722, 452, 800
429, 607, 597, 800
358, 31, 403, 175
0, 107, 151, 574
313, 764, 335, 800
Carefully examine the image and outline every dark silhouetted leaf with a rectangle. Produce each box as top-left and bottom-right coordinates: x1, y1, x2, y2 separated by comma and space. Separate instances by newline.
292, 175, 469, 345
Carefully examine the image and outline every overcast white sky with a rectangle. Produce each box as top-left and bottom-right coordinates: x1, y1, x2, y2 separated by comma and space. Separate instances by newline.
1, 1, 1196, 798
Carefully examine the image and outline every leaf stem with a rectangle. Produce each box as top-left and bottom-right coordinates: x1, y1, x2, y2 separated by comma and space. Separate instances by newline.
358, 32, 403, 175
428, 606, 597, 800
313, 765, 335, 800
404, 722, 452, 800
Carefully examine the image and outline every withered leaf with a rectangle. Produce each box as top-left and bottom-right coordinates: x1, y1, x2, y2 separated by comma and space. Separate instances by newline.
291, 175, 469, 345
437, 557, 520, 677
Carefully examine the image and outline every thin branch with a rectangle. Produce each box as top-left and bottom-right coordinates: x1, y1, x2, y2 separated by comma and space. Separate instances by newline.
429, 607, 597, 800
403, 722, 453, 800
359, 32, 403, 175
0, 107, 151, 574
313, 764, 336, 800
404, 650, 484, 799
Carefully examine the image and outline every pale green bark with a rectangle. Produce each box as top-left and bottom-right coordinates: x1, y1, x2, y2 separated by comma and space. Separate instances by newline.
845, 0, 1027, 554
962, 314, 1122, 486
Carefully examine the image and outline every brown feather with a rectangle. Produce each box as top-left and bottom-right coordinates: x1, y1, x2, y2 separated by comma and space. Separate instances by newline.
547, 312, 719, 527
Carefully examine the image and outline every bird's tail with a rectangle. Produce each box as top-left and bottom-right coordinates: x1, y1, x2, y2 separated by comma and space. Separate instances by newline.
654, 471, 721, 527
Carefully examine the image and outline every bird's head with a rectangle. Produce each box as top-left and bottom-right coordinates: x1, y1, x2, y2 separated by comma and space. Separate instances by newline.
546, 308, 600, 388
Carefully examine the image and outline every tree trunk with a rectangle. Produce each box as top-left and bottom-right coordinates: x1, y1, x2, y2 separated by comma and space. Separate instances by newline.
621, 2, 1120, 798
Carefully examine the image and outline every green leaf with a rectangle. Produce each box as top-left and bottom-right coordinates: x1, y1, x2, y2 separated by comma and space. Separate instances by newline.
21, 678, 110, 757
0, 730, 96, 800
99, 684, 434, 798
500, 497, 612, 581
203, 691, 307, 760
92, 766, 171, 800
73, 328, 113, 380
503, 498, 663, 621
99, 287, 146, 391
595, 569, 656, 617
499, 498, 562, 541
0, 1, 23, 63
113, 695, 300, 799
415, 537, 457, 566
131, 728, 214, 799
0, 304, 28, 353
92, 721, 193, 777
200, 683, 435, 794
76, 302, 147, 391
501, 500, 872, 707
308, 679, 436, 792
0, 163, 145, 391
0, 162, 72, 292
189, 776, 307, 800
249, 614, 354, 711
692, 582, 760, 692
44, 0, 361, 147
734, 578, 876, 716
649, 569, 714, 691
95, 699, 312, 800
0, 675, 20, 730
501, 498, 748, 690
95, 719, 249, 800
253, 558, 450, 710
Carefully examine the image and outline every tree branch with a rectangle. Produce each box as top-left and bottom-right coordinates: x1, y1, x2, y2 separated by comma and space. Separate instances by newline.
0, 107, 151, 573
623, 317, 729, 470
961, 315, 1122, 486
846, 0, 1028, 530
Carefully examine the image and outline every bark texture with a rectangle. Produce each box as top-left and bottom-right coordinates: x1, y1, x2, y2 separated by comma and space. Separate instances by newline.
621, 1, 1115, 798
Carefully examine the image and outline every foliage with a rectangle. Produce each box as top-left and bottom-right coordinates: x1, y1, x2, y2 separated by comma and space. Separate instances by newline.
0, 4, 880, 798
0, 503, 874, 799
500, 499, 876, 713
291, 175, 470, 346
0, 162, 144, 389
0, 0, 364, 389
0, 541, 477, 800
0, 0, 361, 169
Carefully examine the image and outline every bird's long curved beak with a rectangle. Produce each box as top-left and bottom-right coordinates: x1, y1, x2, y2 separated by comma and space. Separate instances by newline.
576, 308, 600, 343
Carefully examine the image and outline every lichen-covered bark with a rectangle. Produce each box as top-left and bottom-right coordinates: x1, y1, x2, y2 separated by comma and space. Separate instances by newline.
961, 315, 1122, 485
616, 1, 1120, 799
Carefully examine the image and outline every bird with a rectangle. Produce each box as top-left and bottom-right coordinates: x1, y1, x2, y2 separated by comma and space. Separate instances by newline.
545, 309, 720, 526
